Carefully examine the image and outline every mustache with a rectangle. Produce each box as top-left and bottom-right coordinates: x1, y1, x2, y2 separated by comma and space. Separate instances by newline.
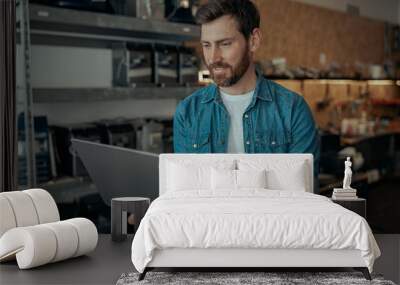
208, 62, 232, 69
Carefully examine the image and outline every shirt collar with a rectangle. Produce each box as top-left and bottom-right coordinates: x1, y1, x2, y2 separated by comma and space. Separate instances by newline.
200, 68, 273, 104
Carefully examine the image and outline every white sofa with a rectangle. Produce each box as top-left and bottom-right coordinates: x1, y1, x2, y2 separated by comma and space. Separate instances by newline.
0, 188, 98, 269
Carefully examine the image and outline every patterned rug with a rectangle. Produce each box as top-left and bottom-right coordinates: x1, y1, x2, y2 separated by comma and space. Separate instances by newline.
116, 271, 396, 285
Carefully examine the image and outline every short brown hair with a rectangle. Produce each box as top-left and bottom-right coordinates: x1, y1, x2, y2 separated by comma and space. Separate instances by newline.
195, 0, 260, 39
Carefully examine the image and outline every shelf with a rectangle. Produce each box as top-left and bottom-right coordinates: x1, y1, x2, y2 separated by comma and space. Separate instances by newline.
33, 86, 199, 103
371, 98, 400, 106
270, 79, 398, 84
29, 4, 200, 46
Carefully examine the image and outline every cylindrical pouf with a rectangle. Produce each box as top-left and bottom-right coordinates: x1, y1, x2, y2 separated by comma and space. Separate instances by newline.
0, 191, 39, 227
23, 188, 60, 223
0, 218, 98, 269
42, 221, 79, 262
0, 226, 57, 269
0, 195, 17, 237
64, 218, 98, 257
111, 197, 150, 242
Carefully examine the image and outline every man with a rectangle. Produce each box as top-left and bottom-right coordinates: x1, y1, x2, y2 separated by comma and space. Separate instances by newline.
173, 0, 320, 192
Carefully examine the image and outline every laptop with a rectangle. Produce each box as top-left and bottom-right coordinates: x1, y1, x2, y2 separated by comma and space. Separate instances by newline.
71, 139, 159, 206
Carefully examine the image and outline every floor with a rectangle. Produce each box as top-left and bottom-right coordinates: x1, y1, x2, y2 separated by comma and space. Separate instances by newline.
1, 234, 399, 285
0, 235, 133, 285
373, 235, 400, 284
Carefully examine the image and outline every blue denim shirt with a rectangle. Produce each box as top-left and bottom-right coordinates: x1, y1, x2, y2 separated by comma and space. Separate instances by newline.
173, 74, 320, 192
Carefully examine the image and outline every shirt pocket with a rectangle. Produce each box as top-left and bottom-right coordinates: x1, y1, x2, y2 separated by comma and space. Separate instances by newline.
188, 131, 211, 153
255, 131, 290, 153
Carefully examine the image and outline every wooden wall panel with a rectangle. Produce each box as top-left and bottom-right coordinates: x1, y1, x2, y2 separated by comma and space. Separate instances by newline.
274, 80, 303, 95
329, 82, 350, 102
253, 0, 385, 73
349, 81, 368, 100
302, 80, 330, 128
368, 83, 400, 101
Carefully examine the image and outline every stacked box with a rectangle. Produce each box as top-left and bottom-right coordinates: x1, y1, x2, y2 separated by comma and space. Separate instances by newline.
154, 45, 178, 86
96, 120, 136, 149
178, 47, 199, 86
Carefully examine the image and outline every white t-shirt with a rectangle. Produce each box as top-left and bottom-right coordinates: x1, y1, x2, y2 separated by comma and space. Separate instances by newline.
220, 89, 254, 153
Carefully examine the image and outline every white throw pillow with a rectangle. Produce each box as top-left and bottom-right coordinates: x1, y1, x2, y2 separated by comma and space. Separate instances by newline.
236, 169, 267, 189
238, 159, 307, 191
167, 160, 235, 191
211, 169, 267, 190
211, 168, 236, 190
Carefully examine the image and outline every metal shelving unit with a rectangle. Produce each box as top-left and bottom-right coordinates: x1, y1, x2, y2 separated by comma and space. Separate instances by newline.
17, 0, 37, 187
29, 4, 200, 47
17, 2, 201, 187
33, 86, 199, 103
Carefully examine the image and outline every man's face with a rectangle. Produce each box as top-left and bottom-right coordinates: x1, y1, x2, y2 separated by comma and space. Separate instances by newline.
201, 15, 251, 87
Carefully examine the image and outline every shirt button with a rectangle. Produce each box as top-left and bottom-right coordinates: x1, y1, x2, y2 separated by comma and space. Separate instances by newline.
244, 114, 249, 118
193, 144, 197, 148
246, 141, 250, 145
271, 141, 276, 145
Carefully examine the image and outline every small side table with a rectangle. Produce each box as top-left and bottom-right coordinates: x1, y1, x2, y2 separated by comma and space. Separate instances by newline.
331, 197, 366, 219
111, 197, 150, 242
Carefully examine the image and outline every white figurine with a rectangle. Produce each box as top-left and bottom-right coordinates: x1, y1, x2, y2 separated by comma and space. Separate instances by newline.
343, 157, 353, 189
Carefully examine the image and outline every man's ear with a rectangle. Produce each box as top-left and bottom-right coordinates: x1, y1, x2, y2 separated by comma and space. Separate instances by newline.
249, 28, 262, 52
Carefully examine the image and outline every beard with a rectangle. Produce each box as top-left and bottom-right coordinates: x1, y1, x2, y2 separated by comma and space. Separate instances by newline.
207, 46, 251, 87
